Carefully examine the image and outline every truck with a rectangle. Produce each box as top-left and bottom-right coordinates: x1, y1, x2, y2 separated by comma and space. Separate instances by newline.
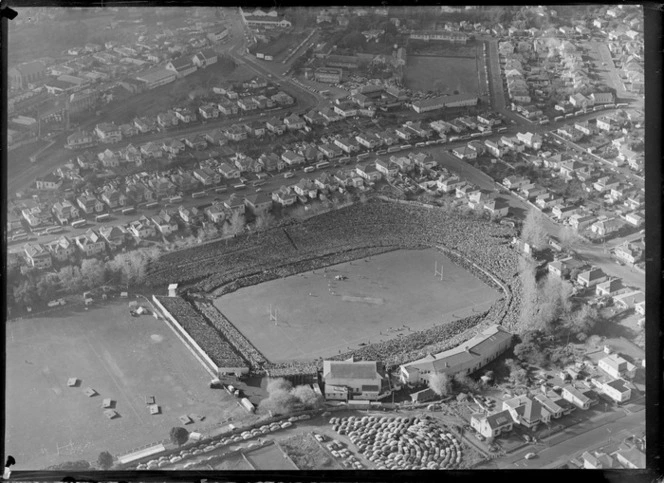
240, 397, 255, 413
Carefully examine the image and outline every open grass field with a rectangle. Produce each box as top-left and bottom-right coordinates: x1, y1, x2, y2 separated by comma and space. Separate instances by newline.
404, 55, 480, 95
5, 299, 248, 470
277, 434, 341, 470
214, 248, 500, 363
244, 442, 299, 470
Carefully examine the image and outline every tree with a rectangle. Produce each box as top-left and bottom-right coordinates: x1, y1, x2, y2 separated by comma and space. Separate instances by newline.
36, 272, 60, 301
428, 372, 451, 397
80, 258, 107, 288
13, 279, 37, 308
565, 304, 599, 341
452, 373, 479, 393
169, 427, 189, 446
96, 451, 114, 470
520, 208, 548, 250
255, 211, 276, 231
291, 384, 324, 409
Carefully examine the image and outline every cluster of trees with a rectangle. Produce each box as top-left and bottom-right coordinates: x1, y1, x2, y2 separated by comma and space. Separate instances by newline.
258, 378, 324, 415
428, 371, 484, 397
8, 246, 162, 311
170, 427, 190, 447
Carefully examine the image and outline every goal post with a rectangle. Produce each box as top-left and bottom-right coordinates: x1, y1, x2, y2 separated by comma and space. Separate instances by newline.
434, 260, 444, 281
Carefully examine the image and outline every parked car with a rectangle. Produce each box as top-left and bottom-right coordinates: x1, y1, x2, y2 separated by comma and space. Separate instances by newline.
525, 453, 537, 460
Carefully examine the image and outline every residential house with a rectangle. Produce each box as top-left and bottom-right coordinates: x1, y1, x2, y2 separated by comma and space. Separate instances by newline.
219, 162, 241, 179
23, 243, 52, 269
148, 176, 176, 199
561, 384, 592, 410
600, 378, 631, 403
577, 267, 608, 287
162, 139, 186, 156
128, 218, 156, 239
204, 203, 226, 224
399, 325, 512, 385
516, 132, 543, 149
165, 56, 197, 77
174, 107, 196, 124
318, 143, 343, 159
552, 204, 578, 220
205, 129, 228, 146
193, 167, 221, 186
624, 211, 644, 228
157, 111, 179, 129
100, 187, 124, 209
258, 152, 285, 172
52, 200, 80, 224
612, 290, 644, 310
582, 451, 616, 469
591, 217, 624, 237
244, 192, 273, 216
502, 176, 529, 190
569, 213, 597, 232
224, 125, 248, 142
151, 215, 178, 235
66, 130, 96, 149
178, 205, 201, 224
223, 194, 246, 215
355, 164, 382, 182
292, 178, 318, 199
192, 48, 218, 68
596, 278, 624, 297
77, 193, 105, 214
470, 410, 514, 439
614, 447, 646, 469
94, 122, 122, 144
322, 359, 386, 401
614, 241, 644, 265
375, 159, 398, 178
502, 395, 550, 429
355, 132, 382, 150
265, 118, 286, 135
182, 134, 207, 151
484, 198, 510, 218
452, 145, 477, 160
198, 103, 219, 120
45, 236, 77, 262
75, 229, 106, 257
283, 114, 305, 131
272, 186, 297, 206
532, 393, 564, 419
485, 139, 506, 158
334, 137, 359, 154
598, 354, 636, 380
35, 173, 63, 190
281, 150, 306, 167
140, 142, 163, 159
98, 225, 126, 250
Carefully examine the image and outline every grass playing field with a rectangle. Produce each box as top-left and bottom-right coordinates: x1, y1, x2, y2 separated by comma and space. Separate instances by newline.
404, 55, 480, 95
5, 299, 249, 470
214, 248, 500, 363
244, 442, 299, 470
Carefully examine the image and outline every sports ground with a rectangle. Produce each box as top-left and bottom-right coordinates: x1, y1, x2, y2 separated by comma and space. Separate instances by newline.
214, 248, 500, 363
404, 56, 480, 95
5, 300, 248, 470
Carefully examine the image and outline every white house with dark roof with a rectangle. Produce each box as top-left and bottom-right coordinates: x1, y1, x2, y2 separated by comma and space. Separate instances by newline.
470, 410, 514, 439
598, 354, 636, 380
323, 359, 386, 401
502, 394, 550, 429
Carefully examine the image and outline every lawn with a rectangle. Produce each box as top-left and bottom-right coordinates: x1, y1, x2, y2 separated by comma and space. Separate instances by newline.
244, 442, 299, 470
214, 248, 500, 363
5, 299, 247, 470
277, 434, 341, 470
404, 55, 480, 95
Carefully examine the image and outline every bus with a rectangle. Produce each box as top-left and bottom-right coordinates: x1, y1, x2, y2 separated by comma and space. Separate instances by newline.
11, 233, 28, 241
192, 191, 207, 199
215, 186, 228, 193
387, 146, 400, 153
356, 153, 369, 160
303, 166, 315, 173
145, 201, 159, 209
71, 219, 87, 229
315, 161, 330, 169
470, 132, 482, 138
415, 142, 426, 147
449, 136, 460, 142
338, 156, 351, 164
168, 195, 183, 203
46, 226, 64, 234
95, 213, 110, 222
400, 144, 412, 150
233, 183, 247, 190
122, 207, 136, 215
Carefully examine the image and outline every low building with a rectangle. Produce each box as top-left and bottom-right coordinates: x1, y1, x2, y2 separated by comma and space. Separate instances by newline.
399, 325, 512, 386
412, 93, 478, 113
502, 395, 550, 429
601, 378, 631, 403
561, 384, 592, 410
314, 67, 343, 84
598, 354, 636, 380
322, 359, 386, 401
23, 243, 52, 269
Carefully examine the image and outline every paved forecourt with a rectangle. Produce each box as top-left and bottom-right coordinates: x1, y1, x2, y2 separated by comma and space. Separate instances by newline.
5, 300, 248, 470
214, 248, 500, 363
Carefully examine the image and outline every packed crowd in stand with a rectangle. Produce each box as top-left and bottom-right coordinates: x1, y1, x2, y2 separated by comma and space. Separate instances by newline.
190, 298, 268, 369
155, 296, 247, 369
152, 197, 523, 372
